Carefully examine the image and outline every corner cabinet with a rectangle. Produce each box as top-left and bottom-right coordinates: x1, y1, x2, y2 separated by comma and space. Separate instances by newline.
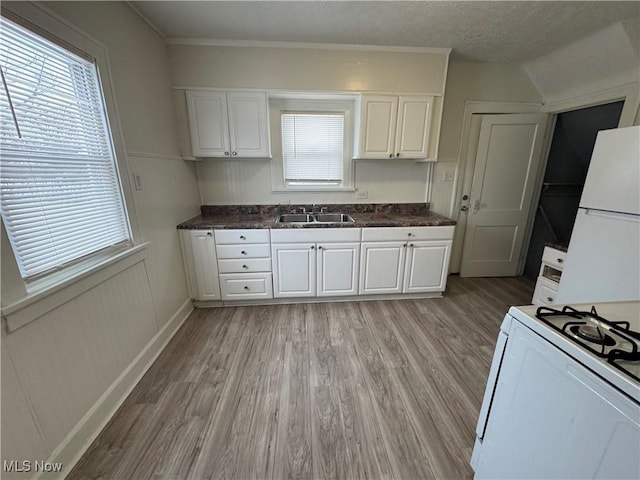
186, 90, 270, 158
354, 94, 435, 160
179, 230, 221, 301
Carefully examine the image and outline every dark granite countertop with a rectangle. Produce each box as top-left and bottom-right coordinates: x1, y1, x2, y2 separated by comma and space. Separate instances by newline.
544, 242, 568, 253
177, 203, 456, 230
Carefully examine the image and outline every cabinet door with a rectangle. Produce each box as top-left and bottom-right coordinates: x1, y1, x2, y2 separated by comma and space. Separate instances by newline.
186, 91, 230, 157
395, 95, 433, 159
189, 231, 221, 300
403, 240, 451, 293
359, 242, 406, 295
358, 95, 398, 159
317, 242, 360, 297
272, 243, 316, 298
227, 91, 270, 158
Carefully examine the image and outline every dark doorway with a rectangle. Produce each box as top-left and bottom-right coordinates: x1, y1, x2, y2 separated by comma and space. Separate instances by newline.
523, 101, 624, 279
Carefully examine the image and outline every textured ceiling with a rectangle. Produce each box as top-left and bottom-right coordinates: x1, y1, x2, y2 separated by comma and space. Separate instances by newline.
130, 1, 640, 63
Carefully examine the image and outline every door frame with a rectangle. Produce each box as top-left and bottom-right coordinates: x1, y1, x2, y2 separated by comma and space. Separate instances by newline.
449, 101, 542, 273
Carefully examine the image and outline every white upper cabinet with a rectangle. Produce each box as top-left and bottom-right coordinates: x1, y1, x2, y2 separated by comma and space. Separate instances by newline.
186, 90, 270, 158
355, 94, 435, 160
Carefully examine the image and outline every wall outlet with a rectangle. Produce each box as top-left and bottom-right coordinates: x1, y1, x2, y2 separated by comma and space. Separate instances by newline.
356, 190, 368, 199
133, 173, 143, 190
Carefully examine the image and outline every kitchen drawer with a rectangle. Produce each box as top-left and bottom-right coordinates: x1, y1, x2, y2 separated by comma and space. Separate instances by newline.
270, 228, 361, 243
218, 258, 271, 274
533, 276, 559, 306
215, 229, 270, 245
361, 226, 454, 242
216, 244, 270, 259
219, 273, 273, 300
541, 246, 566, 270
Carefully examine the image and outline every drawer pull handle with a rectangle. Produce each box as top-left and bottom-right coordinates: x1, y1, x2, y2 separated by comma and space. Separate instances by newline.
557, 258, 563, 263
241, 250, 247, 255
242, 265, 248, 269
547, 296, 554, 302
244, 286, 249, 291
240, 235, 246, 240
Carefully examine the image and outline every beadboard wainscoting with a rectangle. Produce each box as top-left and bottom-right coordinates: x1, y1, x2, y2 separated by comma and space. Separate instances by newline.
2, 259, 193, 480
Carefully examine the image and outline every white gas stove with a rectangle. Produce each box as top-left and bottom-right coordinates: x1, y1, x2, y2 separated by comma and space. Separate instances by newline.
471, 301, 640, 479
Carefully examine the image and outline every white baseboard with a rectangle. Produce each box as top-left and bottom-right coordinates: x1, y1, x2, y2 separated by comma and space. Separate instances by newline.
37, 299, 194, 480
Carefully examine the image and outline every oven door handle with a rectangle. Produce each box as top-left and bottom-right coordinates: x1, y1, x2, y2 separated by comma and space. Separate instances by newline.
475, 329, 509, 440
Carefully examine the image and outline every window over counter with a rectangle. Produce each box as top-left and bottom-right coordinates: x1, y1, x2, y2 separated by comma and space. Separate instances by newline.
0, 15, 132, 282
270, 96, 355, 192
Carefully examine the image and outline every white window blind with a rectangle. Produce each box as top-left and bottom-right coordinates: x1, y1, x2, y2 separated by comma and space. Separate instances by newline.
0, 17, 130, 279
281, 112, 344, 184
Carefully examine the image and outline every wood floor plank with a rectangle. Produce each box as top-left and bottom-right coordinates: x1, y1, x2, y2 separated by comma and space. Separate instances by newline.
68, 276, 534, 480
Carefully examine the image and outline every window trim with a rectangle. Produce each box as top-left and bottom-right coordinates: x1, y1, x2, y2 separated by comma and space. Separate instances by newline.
269, 97, 355, 192
0, 2, 142, 310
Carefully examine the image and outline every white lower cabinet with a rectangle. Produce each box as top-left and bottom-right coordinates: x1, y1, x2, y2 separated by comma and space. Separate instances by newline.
271, 229, 362, 299
272, 243, 316, 298
180, 230, 221, 301
360, 242, 406, 294
317, 243, 360, 296
403, 241, 451, 293
360, 227, 454, 295
181, 225, 453, 303
214, 229, 273, 301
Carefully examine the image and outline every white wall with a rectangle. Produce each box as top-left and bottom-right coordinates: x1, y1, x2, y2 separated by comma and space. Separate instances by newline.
1, 2, 200, 478
169, 43, 449, 205
427, 61, 542, 217
523, 21, 640, 107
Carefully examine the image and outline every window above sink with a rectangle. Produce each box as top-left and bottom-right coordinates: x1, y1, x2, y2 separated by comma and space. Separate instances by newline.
269, 96, 356, 193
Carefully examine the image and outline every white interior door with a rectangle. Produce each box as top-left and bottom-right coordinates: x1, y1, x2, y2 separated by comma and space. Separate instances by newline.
460, 113, 548, 277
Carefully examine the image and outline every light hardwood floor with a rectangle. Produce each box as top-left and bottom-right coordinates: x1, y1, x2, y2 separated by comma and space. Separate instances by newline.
68, 275, 534, 480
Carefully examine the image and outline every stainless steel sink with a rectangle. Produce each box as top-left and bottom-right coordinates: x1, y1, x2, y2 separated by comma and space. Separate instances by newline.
314, 213, 355, 223
276, 213, 314, 223
275, 212, 355, 224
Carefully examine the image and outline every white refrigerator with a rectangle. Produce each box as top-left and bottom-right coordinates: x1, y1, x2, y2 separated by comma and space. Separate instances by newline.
556, 125, 640, 304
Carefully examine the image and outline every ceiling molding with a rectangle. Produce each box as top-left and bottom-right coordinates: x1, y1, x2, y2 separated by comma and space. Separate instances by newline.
125, 1, 167, 40
165, 37, 452, 55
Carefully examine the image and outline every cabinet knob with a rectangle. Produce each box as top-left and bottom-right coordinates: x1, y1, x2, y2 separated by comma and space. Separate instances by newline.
311, 246, 315, 250
224, 151, 230, 156
242, 265, 248, 269
403, 243, 407, 247
396, 153, 400, 157
557, 258, 563, 263
409, 243, 414, 247
547, 296, 554, 302
241, 250, 247, 255
389, 154, 393, 158
206, 232, 212, 236
244, 286, 250, 291
232, 151, 238, 156
318, 246, 323, 250
240, 235, 246, 240
408, 233, 413, 237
